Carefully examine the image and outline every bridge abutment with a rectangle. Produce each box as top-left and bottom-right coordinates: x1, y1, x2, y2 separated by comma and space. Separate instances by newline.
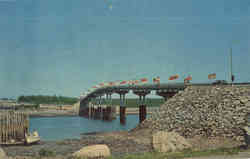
79, 97, 93, 117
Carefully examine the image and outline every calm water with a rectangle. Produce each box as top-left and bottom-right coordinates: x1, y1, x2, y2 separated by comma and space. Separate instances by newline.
29, 115, 142, 141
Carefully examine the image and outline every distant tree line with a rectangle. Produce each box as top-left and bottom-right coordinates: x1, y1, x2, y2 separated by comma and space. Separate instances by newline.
17, 95, 164, 107
0, 98, 16, 101
17, 95, 78, 105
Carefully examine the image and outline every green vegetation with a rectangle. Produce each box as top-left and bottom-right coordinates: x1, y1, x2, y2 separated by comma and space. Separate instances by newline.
92, 98, 165, 107
38, 148, 56, 157
33, 147, 247, 159
17, 95, 164, 107
105, 147, 242, 159
17, 95, 78, 105
17, 104, 40, 110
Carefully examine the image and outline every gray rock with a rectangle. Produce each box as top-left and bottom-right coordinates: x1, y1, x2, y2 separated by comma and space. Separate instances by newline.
245, 101, 250, 107
239, 97, 249, 104
134, 85, 250, 142
152, 131, 191, 152
0, 147, 8, 159
72, 144, 111, 158
234, 100, 241, 105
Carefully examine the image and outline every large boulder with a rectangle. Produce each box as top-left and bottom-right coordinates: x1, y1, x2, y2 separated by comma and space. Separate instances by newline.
152, 131, 192, 152
72, 144, 111, 158
0, 147, 8, 159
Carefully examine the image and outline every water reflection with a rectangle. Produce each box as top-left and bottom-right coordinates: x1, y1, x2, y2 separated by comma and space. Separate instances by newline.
29, 115, 141, 141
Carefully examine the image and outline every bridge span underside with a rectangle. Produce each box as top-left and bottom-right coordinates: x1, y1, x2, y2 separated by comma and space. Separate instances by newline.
79, 82, 250, 124
79, 83, 186, 124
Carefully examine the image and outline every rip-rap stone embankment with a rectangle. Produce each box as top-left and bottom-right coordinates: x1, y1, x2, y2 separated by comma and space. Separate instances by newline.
135, 85, 250, 142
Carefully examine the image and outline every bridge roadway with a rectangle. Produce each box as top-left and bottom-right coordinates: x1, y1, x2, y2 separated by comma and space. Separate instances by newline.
81, 83, 184, 99
80, 82, 250, 101
79, 82, 250, 123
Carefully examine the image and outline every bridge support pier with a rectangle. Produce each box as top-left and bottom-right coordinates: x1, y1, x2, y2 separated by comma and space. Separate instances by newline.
102, 93, 114, 121
98, 96, 103, 120
89, 98, 93, 119
139, 95, 147, 123
156, 91, 177, 101
120, 94, 126, 125
92, 95, 102, 120
108, 93, 116, 120
116, 90, 129, 125
134, 90, 150, 123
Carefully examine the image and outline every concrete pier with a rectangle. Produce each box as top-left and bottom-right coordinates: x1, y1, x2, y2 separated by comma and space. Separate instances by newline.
120, 106, 126, 125
139, 104, 147, 123
81, 93, 117, 121
116, 90, 129, 125
133, 90, 150, 123
156, 91, 177, 101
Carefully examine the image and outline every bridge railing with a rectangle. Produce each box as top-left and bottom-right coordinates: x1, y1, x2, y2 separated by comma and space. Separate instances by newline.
80, 82, 250, 102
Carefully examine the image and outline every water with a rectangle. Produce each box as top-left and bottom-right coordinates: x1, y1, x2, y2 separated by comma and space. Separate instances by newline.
29, 115, 141, 141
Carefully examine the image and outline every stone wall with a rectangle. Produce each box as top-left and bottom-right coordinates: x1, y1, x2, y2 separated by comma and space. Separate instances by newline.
136, 85, 250, 142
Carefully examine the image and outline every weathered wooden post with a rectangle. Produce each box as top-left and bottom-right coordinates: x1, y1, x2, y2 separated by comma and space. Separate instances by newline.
0, 111, 29, 144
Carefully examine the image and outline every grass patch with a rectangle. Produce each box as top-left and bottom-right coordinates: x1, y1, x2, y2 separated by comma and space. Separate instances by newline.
106, 147, 243, 159
56, 140, 67, 145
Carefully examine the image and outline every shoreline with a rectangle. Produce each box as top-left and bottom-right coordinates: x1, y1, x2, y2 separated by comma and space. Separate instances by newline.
26, 110, 78, 118
26, 107, 158, 117
2, 129, 153, 158
3, 129, 249, 159
120, 107, 157, 115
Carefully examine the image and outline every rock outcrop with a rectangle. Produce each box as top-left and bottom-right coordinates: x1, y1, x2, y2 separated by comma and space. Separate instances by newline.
152, 131, 191, 152
136, 85, 250, 142
72, 144, 111, 158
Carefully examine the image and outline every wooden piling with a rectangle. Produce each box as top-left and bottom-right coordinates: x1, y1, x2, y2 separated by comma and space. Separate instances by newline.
0, 111, 29, 145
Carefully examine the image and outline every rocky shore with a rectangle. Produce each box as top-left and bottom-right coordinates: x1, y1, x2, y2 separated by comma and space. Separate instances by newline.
2, 130, 152, 158
136, 85, 250, 143
2, 129, 248, 159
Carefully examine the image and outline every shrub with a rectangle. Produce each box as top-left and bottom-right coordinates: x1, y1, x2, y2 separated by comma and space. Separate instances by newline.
38, 148, 56, 157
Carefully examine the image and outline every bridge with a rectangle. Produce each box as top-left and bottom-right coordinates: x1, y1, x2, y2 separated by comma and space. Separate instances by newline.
79, 82, 250, 124
79, 82, 187, 124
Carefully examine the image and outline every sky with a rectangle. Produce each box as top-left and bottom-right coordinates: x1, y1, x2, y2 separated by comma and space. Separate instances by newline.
0, 0, 249, 98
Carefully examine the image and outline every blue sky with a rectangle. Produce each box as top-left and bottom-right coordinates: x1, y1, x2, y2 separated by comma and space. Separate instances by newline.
0, 0, 249, 98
